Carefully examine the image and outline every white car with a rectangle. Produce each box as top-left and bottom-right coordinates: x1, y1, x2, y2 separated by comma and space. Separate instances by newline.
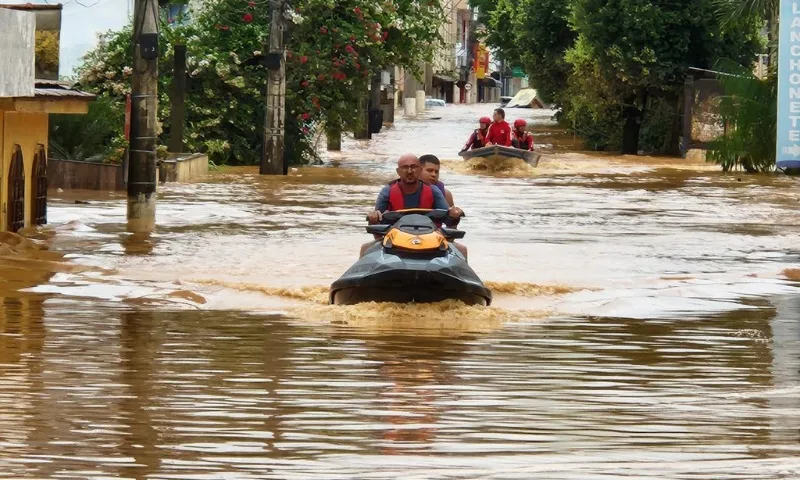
425, 98, 446, 108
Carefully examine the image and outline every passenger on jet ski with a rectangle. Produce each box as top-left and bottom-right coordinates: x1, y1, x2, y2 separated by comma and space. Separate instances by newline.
419, 154, 453, 207
419, 154, 469, 260
361, 154, 464, 257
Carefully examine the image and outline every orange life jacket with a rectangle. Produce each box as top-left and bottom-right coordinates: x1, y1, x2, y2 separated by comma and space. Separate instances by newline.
388, 181, 434, 211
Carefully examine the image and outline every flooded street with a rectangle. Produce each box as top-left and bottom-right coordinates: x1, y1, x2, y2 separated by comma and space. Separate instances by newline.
2, 104, 800, 478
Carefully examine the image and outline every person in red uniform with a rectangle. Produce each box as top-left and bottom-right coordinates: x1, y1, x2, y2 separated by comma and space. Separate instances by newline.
484, 108, 512, 147
459, 117, 491, 153
511, 119, 535, 151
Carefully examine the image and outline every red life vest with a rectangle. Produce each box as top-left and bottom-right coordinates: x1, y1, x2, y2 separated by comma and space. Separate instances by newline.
514, 131, 534, 151
388, 181, 434, 211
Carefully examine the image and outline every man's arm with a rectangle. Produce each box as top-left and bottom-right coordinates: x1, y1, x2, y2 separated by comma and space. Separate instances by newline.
461, 132, 475, 152
444, 188, 454, 207
432, 186, 449, 211
432, 188, 461, 227
367, 185, 391, 224
375, 185, 390, 212
484, 124, 495, 145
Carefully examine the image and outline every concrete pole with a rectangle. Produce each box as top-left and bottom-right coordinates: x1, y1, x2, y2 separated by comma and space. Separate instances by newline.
368, 72, 382, 134
384, 68, 395, 124
326, 128, 341, 151
168, 44, 187, 154
127, 0, 159, 232
404, 98, 416, 117
260, 0, 286, 175
415, 90, 426, 113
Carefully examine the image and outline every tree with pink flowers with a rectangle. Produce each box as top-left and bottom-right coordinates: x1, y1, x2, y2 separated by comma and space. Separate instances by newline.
72, 0, 446, 165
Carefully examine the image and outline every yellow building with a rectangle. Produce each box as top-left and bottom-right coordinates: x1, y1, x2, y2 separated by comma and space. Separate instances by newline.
0, 4, 94, 233
0, 81, 94, 232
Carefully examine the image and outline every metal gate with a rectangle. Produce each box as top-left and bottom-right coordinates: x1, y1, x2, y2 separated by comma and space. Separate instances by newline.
7, 146, 25, 233
31, 145, 47, 226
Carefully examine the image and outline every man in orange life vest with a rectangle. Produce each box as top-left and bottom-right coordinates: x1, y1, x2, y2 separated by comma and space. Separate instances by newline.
361, 154, 464, 257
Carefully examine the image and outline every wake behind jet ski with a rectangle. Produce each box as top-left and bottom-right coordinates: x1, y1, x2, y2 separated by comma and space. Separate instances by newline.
329, 209, 493, 306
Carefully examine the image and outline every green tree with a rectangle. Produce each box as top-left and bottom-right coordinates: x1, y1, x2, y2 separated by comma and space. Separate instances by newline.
706, 62, 776, 172
72, 0, 445, 165
510, 0, 575, 105
569, 0, 763, 154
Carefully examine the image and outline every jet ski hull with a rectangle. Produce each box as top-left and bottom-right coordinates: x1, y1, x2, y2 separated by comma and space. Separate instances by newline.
330, 245, 492, 306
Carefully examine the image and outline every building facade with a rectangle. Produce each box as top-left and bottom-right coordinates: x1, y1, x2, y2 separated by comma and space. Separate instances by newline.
0, 6, 94, 233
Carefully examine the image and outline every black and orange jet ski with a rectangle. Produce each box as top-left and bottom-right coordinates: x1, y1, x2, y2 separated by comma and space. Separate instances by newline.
329, 209, 493, 306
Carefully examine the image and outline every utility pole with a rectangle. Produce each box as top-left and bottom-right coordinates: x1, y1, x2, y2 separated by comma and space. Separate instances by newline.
368, 72, 382, 134
260, 0, 286, 175
128, 0, 159, 232
168, 44, 187, 154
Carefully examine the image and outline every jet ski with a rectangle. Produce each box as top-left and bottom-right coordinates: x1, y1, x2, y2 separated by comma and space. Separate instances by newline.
330, 209, 493, 306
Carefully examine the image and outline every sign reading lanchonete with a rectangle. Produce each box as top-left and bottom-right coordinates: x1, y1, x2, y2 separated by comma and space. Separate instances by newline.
777, 0, 800, 169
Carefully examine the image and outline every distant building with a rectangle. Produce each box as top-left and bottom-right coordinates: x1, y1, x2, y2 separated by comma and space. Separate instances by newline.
0, 6, 94, 233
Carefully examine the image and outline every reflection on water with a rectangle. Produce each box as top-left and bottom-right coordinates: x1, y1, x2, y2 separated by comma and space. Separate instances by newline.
2, 104, 800, 477
0, 297, 799, 478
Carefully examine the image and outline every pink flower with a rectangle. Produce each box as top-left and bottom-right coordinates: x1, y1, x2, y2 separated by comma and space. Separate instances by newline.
382, 30, 389, 40
301, 80, 309, 87
300, 55, 308, 64
302, 112, 310, 120
320, 26, 328, 34
242, 13, 253, 23
248, 0, 256, 7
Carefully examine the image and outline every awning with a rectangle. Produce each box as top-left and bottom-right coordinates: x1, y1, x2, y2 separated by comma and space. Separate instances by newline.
433, 73, 457, 83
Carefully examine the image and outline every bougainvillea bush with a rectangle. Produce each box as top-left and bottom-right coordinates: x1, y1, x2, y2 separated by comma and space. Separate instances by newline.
71, 0, 445, 165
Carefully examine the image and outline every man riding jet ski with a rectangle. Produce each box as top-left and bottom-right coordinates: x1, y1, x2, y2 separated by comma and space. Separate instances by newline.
332, 154, 492, 306
360, 153, 464, 258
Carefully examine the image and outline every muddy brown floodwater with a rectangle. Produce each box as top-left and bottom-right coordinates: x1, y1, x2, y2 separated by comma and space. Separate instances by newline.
2, 104, 800, 479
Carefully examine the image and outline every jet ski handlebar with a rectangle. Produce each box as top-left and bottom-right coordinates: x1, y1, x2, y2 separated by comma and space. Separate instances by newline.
379, 209, 450, 224
365, 209, 466, 240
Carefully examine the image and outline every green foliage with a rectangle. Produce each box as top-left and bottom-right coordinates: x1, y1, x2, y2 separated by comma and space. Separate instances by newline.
473, 0, 764, 154
48, 95, 127, 163
73, 0, 446, 165
511, 0, 575, 105
706, 61, 776, 172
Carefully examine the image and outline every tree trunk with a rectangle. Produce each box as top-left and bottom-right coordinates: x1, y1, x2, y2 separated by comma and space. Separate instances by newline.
621, 106, 641, 155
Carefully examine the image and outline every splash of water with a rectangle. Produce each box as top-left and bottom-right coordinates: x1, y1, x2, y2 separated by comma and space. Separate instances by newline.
782, 268, 800, 281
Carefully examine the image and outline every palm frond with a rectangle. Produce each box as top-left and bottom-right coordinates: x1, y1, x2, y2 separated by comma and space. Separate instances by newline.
705, 59, 776, 172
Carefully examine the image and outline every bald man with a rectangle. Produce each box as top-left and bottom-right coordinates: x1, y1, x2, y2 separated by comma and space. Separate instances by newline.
360, 154, 466, 258
367, 153, 461, 224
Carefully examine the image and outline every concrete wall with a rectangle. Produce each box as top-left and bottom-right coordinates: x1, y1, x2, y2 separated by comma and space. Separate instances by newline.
160, 153, 209, 183
0, 111, 48, 232
47, 158, 124, 191
47, 153, 209, 192
0, 8, 35, 98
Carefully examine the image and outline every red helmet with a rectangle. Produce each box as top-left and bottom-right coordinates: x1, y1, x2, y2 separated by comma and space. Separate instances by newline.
514, 119, 527, 128
479, 116, 491, 125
